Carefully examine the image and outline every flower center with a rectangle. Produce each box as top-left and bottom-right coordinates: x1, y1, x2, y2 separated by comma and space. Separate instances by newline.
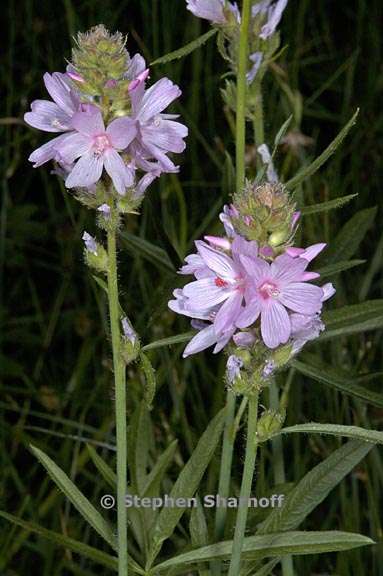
258, 280, 280, 300
92, 134, 111, 155
215, 277, 228, 288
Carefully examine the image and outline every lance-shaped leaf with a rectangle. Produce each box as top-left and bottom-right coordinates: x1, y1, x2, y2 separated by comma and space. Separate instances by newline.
291, 358, 383, 408
316, 259, 365, 279
276, 423, 383, 445
153, 530, 373, 571
141, 332, 195, 352
148, 409, 226, 564
151, 29, 218, 65
285, 109, 359, 190
30, 445, 116, 550
86, 444, 116, 489
320, 300, 383, 339
257, 440, 372, 535
300, 193, 357, 215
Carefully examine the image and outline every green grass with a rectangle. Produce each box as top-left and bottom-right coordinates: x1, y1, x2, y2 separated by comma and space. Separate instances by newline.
1, 0, 382, 574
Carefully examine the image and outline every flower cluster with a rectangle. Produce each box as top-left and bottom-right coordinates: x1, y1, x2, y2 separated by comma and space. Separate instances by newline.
24, 25, 187, 209
168, 180, 335, 389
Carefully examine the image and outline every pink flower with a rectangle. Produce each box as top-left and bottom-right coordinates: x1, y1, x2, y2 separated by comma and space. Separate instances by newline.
236, 252, 325, 348
186, 0, 239, 24
24, 72, 81, 168
55, 106, 136, 194
129, 77, 188, 173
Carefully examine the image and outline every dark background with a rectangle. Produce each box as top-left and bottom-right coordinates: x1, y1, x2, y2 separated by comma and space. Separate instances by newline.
1, 1, 383, 574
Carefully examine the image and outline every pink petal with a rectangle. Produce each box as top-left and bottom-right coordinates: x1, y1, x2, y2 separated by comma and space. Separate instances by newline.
136, 78, 181, 122
240, 255, 270, 282
301, 271, 320, 281
236, 299, 261, 329
28, 133, 72, 167
43, 72, 78, 116
103, 149, 130, 195
321, 282, 336, 302
183, 325, 217, 357
270, 253, 308, 284
107, 117, 137, 150
214, 291, 243, 334
196, 241, 238, 279
279, 282, 323, 314
300, 243, 326, 262
213, 327, 236, 353
71, 106, 104, 136
24, 100, 71, 132
65, 151, 103, 189
261, 301, 291, 349
232, 235, 258, 260
54, 132, 92, 163
183, 278, 231, 309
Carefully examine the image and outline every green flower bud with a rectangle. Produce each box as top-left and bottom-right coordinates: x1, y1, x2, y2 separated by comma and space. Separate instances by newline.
257, 409, 284, 442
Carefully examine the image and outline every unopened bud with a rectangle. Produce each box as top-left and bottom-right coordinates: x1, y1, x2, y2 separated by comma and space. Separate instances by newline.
257, 409, 284, 441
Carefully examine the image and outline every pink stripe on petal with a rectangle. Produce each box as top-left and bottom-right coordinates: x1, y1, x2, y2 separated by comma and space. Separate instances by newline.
236, 299, 261, 329
261, 301, 291, 349
107, 117, 137, 149
196, 241, 238, 279
183, 278, 231, 308
214, 291, 242, 334
270, 253, 308, 283
183, 325, 217, 357
65, 151, 104, 189
240, 255, 270, 281
71, 106, 104, 136
104, 149, 128, 195
279, 282, 323, 314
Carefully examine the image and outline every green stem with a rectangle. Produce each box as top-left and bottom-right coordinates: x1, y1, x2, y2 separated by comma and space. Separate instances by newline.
269, 379, 294, 576
107, 224, 128, 576
235, 0, 252, 194
228, 392, 259, 576
214, 391, 236, 541
253, 87, 265, 170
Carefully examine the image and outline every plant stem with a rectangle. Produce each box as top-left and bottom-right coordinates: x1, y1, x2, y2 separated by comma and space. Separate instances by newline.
107, 223, 128, 576
228, 392, 259, 576
269, 379, 294, 576
235, 0, 252, 194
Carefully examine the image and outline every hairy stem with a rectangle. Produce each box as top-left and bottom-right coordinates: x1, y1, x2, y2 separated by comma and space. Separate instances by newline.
228, 393, 259, 576
107, 223, 128, 576
235, 0, 252, 193
270, 378, 294, 576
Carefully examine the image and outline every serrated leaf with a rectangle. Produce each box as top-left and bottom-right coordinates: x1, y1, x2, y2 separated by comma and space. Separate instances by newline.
30, 445, 116, 550
323, 207, 377, 264
0, 511, 119, 571
285, 109, 359, 190
139, 353, 156, 408
141, 331, 195, 352
153, 530, 373, 571
300, 193, 357, 215
257, 441, 372, 535
277, 423, 383, 445
292, 358, 383, 408
86, 444, 116, 489
151, 29, 217, 65
316, 259, 365, 279
148, 409, 226, 564
321, 300, 383, 339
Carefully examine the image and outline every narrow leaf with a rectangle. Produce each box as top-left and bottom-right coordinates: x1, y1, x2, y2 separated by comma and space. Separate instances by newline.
154, 530, 373, 571
257, 440, 372, 534
321, 300, 383, 339
278, 423, 383, 445
285, 109, 359, 190
292, 358, 383, 408
323, 207, 377, 263
301, 193, 357, 215
151, 29, 218, 65
141, 331, 195, 352
149, 409, 226, 563
316, 259, 365, 279
120, 232, 175, 273
0, 511, 119, 571
30, 445, 116, 549
86, 444, 116, 489
142, 440, 178, 497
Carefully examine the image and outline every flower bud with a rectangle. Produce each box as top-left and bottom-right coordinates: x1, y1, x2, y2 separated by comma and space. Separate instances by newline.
231, 181, 298, 250
257, 409, 284, 442
121, 317, 140, 364
82, 232, 108, 273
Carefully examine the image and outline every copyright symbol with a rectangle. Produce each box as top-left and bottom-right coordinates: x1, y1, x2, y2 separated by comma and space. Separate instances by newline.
100, 494, 115, 509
